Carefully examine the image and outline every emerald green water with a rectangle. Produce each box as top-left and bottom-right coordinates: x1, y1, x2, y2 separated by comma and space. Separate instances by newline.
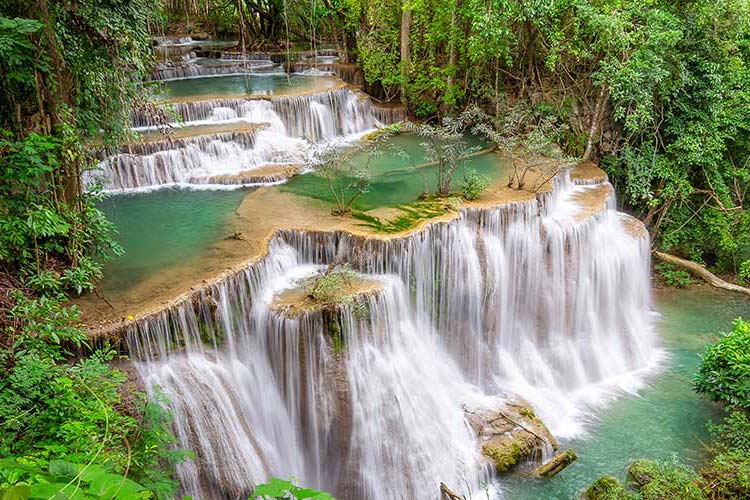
502, 287, 749, 500
98, 188, 249, 291
283, 134, 501, 210
162, 74, 336, 98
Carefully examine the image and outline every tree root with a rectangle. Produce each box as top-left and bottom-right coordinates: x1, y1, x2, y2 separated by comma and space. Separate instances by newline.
654, 251, 750, 297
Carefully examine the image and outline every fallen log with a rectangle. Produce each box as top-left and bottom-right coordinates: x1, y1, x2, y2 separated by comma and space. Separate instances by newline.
536, 449, 578, 478
654, 251, 750, 297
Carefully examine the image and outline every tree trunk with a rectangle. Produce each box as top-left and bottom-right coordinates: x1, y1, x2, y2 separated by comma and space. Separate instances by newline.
536, 449, 578, 478
237, 0, 246, 50
400, 2, 412, 106
583, 86, 608, 161
654, 251, 750, 296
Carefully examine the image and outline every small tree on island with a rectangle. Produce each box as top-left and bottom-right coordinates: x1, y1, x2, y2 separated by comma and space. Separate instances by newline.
317, 130, 394, 215
405, 120, 480, 197
458, 104, 573, 193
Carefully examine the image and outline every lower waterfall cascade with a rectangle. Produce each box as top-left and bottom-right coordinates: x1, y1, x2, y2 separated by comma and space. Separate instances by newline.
123, 169, 659, 500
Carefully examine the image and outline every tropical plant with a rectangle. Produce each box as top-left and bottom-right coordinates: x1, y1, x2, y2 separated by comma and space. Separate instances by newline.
460, 169, 490, 200
0, 460, 149, 500
316, 130, 393, 215
406, 120, 478, 197
694, 319, 750, 409
250, 477, 335, 500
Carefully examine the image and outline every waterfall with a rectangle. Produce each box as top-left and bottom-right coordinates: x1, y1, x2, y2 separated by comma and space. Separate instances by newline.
130, 88, 378, 137
85, 129, 310, 191
91, 87, 385, 191
122, 170, 657, 498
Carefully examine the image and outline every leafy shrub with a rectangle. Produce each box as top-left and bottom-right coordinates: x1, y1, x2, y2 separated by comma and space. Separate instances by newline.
251, 477, 335, 500
655, 263, 693, 288
461, 169, 490, 200
628, 458, 705, 500
303, 265, 358, 304
0, 459, 148, 500
694, 319, 750, 408
738, 260, 750, 286
709, 411, 750, 453
0, 293, 183, 499
584, 476, 632, 500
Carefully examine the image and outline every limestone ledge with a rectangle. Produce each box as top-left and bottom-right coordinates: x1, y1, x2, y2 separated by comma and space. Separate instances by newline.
162, 78, 346, 104
195, 163, 303, 185
78, 160, 627, 341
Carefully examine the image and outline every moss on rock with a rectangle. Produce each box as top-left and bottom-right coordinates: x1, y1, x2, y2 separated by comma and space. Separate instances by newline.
467, 399, 558, 474
584, 476, 632, 500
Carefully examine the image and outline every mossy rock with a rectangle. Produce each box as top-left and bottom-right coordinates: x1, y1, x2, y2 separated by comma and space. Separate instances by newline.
628, 459, 656, 487
469, 400, 558, 475
480, 425, 543, 473
483, 441, 523, 473
584, 476, 632, 500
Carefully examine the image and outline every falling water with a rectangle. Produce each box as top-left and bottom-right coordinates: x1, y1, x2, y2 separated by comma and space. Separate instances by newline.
91, 86, 385, 191
130, 87, 378, 134
123, 168, 657, 499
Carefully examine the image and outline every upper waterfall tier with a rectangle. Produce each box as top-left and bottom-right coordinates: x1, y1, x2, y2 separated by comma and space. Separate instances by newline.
90, 81, 390, 192
131, 86, 377, 135
116, 164, 656, 500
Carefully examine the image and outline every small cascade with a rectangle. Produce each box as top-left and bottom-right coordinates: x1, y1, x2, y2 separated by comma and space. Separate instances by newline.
121, 169, 657, 498
87, 128, 310, 191
131, 88, 379, 140
94, 87, 384, 191
151, 60, 278, 80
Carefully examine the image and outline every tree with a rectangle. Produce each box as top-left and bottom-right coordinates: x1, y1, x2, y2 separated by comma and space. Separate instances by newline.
316, 130, 393, 215
405, 119, 477, 197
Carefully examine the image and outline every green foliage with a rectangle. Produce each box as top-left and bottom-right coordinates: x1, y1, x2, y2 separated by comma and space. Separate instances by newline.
584, 476, 632, 500
694, 319, 750, 409
0, 133, 123, 296
628, 458, 705, 500
0, 459, 149, 500
0, 294, 182, 499
353, 198, 458, 233
316, 130, 394, 215
709, 410, 750, 454
250, 477, 335, 500
460, 169, 490, 200
303, 265, 359, 304
738, 260, 750, 286
654, 263, 693, 289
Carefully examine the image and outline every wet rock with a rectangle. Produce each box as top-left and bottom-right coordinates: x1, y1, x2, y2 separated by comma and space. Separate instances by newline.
466, 400, 558, 473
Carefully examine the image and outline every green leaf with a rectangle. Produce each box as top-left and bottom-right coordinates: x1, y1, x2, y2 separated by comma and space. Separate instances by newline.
3, 485, 31, 500
29, 483, 72, 499
49, 461, 78, 481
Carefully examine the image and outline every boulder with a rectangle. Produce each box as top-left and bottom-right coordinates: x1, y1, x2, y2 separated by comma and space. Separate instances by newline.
465, 400, 558, 473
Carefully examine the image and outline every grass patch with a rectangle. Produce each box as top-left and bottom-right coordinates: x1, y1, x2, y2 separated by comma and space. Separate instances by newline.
352, 198, 460, 233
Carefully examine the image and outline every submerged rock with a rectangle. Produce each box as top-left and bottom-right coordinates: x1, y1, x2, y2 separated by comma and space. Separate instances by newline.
466, 400, 558, 473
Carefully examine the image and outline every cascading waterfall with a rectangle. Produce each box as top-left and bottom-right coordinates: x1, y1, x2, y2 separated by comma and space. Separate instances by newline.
130, 88, 377, 135
123, 169, 657, 499
91, 86, 384, 191
87, 128, 310, 191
